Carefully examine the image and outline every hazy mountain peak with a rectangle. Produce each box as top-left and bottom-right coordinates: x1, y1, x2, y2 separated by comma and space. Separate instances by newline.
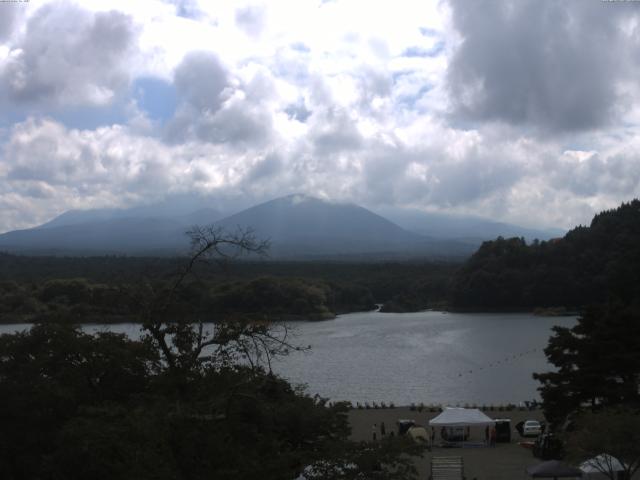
0, 193, 552, 259
273, 193, 338, 207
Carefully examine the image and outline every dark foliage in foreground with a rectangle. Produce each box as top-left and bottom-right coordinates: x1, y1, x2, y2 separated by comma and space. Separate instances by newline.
565, 407, 640, 480
0, 325, 424, 480
534, 303, 640, 429
0, 227, 424, 479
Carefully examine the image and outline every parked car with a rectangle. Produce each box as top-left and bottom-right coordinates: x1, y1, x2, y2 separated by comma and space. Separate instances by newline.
522, 420, 542, 437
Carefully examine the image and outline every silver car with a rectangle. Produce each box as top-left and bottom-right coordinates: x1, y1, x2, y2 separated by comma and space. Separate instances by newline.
522, 420, 542, 437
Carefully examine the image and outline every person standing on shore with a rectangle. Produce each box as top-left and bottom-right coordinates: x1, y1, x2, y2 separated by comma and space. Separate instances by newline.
372, 424, 377, 441
380, 422, 386, 437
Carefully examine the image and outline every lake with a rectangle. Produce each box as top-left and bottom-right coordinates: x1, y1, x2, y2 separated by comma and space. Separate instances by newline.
0, 310, 575, 406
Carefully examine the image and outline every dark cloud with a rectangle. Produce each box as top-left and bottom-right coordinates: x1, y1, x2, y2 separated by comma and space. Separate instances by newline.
549, 151, 640, 198
312, 111, 363, 155
235, 5, 266, 38
357, 66, 392, 100
173, 51, 228, 112
356, 139, 525, 209
246, 153, 283, 182
167, 51, 272, 147
447, 0, 640, 133
424, 154, 523, 207
285, 99, 311, 122
2, 4, 136, 107
194, 101, 272, 146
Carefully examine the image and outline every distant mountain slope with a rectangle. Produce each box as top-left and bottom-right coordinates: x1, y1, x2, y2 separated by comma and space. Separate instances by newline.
0, 194, 477, 258
377, 207, 563, 242
450, 199, 640, 309
215, 195, 422, 255
0, 218, 189, 255
0, 194, 564, 259
38, 202, 222, 230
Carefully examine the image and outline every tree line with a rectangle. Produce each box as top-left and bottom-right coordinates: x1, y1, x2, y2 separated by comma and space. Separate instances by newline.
450, 200, 640, 310
0, 254, 457, 322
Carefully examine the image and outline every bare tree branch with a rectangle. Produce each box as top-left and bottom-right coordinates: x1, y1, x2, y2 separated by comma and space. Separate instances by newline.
139, 225, 306, 381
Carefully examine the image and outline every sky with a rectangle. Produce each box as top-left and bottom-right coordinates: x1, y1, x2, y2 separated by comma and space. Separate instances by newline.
1, 0, 640, 233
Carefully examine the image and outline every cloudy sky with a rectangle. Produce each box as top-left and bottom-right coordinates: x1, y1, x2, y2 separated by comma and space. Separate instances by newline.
1, 0, 639, 233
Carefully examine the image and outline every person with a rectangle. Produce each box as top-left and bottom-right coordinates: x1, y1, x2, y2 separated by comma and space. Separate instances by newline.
485, 425, 489, 444
380, 421, 386, 437
372, 423, 377, 441
490, 426, 496, 447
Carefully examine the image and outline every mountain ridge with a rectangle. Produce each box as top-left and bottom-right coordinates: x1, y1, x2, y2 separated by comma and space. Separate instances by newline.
0, 194, 560, 259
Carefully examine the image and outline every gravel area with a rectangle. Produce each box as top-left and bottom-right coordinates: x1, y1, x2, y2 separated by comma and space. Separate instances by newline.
348, 406, 550, 480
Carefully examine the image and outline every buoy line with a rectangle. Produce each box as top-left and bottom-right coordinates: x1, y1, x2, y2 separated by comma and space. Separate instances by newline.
455, 348, 540, 377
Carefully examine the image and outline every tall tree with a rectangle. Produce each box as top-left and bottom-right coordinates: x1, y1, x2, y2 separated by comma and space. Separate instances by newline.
534, 303, 640, 428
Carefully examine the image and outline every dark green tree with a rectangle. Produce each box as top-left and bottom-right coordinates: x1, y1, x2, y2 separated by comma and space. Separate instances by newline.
0, 323, 159, 480
534, 303, 640, 428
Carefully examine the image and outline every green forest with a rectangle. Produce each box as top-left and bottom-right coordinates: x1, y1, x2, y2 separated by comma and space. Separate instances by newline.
450, 200, 640, 310
0, 254, 456, 323
2, 200, 640, 323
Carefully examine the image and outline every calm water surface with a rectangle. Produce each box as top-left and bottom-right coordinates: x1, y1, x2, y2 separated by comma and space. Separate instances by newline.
0, 311, 574, 405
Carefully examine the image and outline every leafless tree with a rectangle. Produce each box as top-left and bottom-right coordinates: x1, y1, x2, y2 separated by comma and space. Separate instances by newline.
139, 226, 306, 376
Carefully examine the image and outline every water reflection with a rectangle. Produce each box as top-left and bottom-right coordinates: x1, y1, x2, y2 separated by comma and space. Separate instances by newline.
0, 311, 574, 405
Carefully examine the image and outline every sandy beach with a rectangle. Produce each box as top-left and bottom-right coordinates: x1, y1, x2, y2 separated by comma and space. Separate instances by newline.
349, 406, 548, 480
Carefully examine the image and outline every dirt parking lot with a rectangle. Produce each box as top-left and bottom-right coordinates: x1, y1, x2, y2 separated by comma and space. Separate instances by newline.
348, 406, 548, 480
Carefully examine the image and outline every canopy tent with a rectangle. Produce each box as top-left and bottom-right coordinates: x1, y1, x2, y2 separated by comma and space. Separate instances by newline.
428, 408, 495, 427
428, 408, 495, 447
527, 460, 583, 479
580, 454, 625, 475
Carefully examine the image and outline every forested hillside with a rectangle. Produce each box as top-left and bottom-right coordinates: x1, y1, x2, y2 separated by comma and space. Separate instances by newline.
0, 255, 455, 322
450, 200, 640, 309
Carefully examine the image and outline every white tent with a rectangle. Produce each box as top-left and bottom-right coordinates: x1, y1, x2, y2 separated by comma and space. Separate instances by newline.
428, 408, 496, 427
580, 454, 625, 476
428, 408, 496, 447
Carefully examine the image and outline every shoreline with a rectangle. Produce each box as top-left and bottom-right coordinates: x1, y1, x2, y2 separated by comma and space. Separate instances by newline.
0, 303, 583, 325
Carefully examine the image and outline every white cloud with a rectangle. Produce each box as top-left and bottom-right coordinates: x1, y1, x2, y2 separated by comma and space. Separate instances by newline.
1, 3, 138, 108
0, 0, 640, 234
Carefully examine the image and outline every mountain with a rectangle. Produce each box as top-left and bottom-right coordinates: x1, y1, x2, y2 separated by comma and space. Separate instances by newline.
37, 198, 223, 230
376, 207, 563, 243
0, 218, 188, 255
214, 194, 473, 258
1, 197, 225, 255
0, 194, 562, 258
0, 194, 476, 258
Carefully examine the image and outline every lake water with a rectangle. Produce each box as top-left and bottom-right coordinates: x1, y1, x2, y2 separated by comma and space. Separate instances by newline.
0, 311, 575, 406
